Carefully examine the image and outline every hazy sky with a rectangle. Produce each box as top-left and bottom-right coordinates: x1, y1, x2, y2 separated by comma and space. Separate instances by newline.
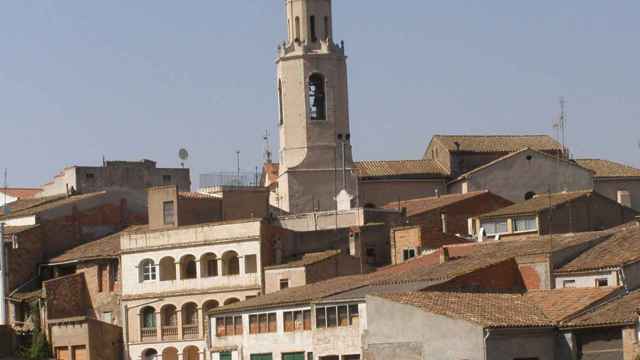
1, 1, 639, 188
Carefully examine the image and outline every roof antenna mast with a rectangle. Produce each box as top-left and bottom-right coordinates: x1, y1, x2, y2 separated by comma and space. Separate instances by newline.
263, 130, 272, 164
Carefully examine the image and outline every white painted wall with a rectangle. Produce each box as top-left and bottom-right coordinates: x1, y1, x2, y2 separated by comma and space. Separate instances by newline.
554, 270, 619, 289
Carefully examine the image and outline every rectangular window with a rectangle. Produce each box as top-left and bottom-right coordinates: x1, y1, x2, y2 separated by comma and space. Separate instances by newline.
245, 254, 257, 274
97, 265, 104, 292
563, 280, 576, 288
220, 353, 232, 360
596, 278, 609, 288
216, 316, 243, 337
249, 313, 276, 334
349, 304, 359, 325
338, 305, 349, 327
303, 310, 311, 330
280, 279, 289, 290
309, 16, 317, 42
481, 219, 508, 235
316, 307, 326, 328
326, 307, 337, 328
163, 201, 175, 225
111, 260, 118, 282
402, 248, 416, 261
513, 216, 537, 232
283, 353, 305, 360
85, 173, 95, 180
284, 312, 294, 332
162, 174, 172, 185
250, 354, 273, 360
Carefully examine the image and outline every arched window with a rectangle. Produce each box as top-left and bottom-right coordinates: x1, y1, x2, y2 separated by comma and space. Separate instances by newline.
525, 191, 536, 201
162, 348, 178, 360
161, 305, 177, 327
183, 346, 200, 360
142, 349, 158, 360
203, 300, 219, 313
295, 17, 301, 42
278, 80, 284, 125
139, 259, 156, 282
222, 251, 240, 276
309, 15, 317, 42
180, 255, 197, 280
200, 253, 218, 278
182, 303, 198, 326
308, 73, 326, 121
159, 257, 176, 281
224, 298, 240, 306
141, 307, 156, 329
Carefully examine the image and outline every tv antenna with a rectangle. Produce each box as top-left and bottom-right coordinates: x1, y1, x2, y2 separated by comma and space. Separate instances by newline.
263, 130, 272, 164
178, 148, 189, 168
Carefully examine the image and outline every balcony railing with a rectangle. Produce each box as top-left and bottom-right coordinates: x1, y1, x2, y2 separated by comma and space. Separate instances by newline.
141, 328, 157, 342
182, 324, 199, 339
161, 326, 178, 340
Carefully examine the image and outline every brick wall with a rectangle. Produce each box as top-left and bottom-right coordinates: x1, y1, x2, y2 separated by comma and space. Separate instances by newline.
74, 260, 122, 325
305, 252, 363, 284
436, 258, 525, 291
6, 227, 44, 291
44, 273, 90, 320
179, 196, 223, 226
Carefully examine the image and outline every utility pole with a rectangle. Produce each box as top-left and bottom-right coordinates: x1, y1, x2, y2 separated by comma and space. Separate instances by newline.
0, 223, 6, 326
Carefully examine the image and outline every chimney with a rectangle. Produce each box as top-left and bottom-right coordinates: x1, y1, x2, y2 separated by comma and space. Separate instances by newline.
617, 190, 632, 208
440, 247, 450, 264
441, 212, 448, 234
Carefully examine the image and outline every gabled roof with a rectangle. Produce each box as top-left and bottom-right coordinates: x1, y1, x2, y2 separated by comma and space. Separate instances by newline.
431, 135, 563, 153
377, 287, 618, 329
449, 147, 593, 183
355, 160, 448, 179
524, 287, 619, 322
0, 191, 107, 221
377, 291, 552, 328
265, 250, 342, 270
0, 188, 41, 199
555, 223, 640, 274
561, 289, 640, 328
575, 159, 640, 178
382, 190, 507, 217
47, 230, 129, 264
211, 229, 612, 315
478, 191, 594, 218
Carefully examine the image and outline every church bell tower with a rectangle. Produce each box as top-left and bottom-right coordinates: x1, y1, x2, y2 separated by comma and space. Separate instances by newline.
276, 0, 355, 214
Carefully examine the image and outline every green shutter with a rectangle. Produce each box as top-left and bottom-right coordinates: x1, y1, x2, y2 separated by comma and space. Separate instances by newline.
250, 354, 273, 360
220, 352, 232, 360
282, 353, 305, 360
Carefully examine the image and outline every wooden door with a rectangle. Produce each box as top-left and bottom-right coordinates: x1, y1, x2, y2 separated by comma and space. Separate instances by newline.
72, 346, 87, 360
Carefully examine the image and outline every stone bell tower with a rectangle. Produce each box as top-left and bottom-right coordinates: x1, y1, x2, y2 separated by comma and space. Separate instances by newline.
275, 0, 356, 214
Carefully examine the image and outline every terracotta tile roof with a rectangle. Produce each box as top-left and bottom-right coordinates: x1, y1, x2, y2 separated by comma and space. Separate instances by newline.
355, 160, 448, 178
478, 191, 593, 218
47, 229, 131, 264
575, 159, 640, 178
562, 289, 640, 328
555, 224, 640, 273
525, 288, 619, 322
0, 191, 107, 221
265, 250, 342, 270
0, 188, 41, 199
212, 230, 612, 315
378, 291, 553, 328
432, 134, 562, 153
382, 191, 506, 217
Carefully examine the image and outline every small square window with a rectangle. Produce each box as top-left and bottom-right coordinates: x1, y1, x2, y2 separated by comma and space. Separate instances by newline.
402, 249, 416, 261
162, 174, 172, 185
596, 278, 609, 288
280, 279, 289, 290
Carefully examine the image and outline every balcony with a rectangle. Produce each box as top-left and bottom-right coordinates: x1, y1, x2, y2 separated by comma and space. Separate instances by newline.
141, 328, 157, 342
182, 325, 199, 340
161, 326, 178, 341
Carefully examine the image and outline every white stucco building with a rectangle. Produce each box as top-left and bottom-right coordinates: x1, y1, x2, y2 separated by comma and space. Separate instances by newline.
121, 219, 274, 360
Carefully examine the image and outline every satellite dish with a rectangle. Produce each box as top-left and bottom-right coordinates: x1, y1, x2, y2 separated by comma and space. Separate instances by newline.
178, 148, 189, 168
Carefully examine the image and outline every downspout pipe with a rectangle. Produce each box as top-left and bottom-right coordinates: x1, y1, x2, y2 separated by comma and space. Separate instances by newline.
483, 328, 491, 360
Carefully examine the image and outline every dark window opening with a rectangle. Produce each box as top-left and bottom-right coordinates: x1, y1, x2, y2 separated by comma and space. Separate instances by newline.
309, 16, 317, 42
403, 249, 416, 261
278, 80, 284, 125
525, 191, 536, 201
280, 279, 289, 290
162, 174, 172, 185
85, 173, 95, 180
596, 278, 609, 287
163, 201, 175, 225
324, 16, 329, 40
308, 73, 326, 121
295, 17, 300, 42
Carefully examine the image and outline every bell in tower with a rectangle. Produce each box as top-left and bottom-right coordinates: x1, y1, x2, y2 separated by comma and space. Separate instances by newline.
274, 0, 356, 214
